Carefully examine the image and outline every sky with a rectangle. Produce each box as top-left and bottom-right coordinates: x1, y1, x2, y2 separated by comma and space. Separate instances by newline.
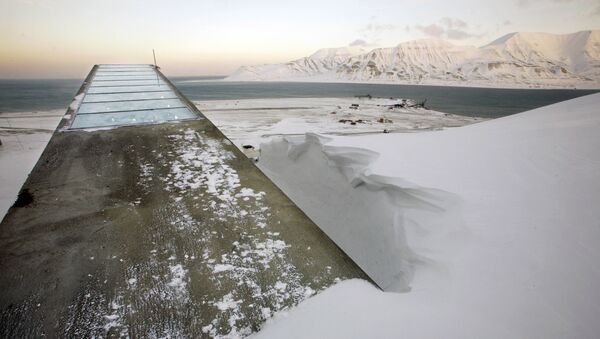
1, 0, 599, 78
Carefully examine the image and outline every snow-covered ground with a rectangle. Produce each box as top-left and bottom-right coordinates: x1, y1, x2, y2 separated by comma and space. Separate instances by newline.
0, 110, 63, 219
4, 93, 598, 338
255, 93, 600, 338
196, 97, 484, 156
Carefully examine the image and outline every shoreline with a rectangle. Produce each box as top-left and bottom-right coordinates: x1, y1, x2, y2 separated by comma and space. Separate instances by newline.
222, 77, 600, 90
195, 97, 485, 156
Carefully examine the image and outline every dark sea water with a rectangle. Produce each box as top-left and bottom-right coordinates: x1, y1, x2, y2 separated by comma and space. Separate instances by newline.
0, 79, 84, 113
1, 76, 597, 118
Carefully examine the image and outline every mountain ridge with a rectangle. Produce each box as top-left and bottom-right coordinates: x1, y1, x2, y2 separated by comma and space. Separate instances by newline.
226, 30, 600, 89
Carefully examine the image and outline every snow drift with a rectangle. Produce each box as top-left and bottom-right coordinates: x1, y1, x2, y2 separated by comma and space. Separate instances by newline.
256, 93, 600, 338
227, 30, 600, 89
259, 134, 465, 292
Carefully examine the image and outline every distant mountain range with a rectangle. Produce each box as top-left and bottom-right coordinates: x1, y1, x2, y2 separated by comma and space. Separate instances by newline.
226, 30, 600, 89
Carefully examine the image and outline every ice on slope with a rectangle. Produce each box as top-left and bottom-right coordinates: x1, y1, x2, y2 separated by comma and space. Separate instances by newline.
256, 93, 600, 338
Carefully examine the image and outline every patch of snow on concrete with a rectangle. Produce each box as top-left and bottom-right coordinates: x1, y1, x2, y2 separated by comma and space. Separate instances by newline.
167, 263, 188, 297
69, 93, 85, 112
214, 293, 241, 311
162, 128, 322, 337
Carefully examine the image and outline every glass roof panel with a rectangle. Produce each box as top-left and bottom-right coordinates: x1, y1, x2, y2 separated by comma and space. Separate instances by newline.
71, 108, 196, 129
93, 75, 159, 81
97, 64, 152, 69
95, 68, 154, 72
83, 91, 177, 103
90, 80, 167, 87
95, 71, 157, 76
78, 98, 186, 114
70, 64, 200, 129
86, 85, 171, 94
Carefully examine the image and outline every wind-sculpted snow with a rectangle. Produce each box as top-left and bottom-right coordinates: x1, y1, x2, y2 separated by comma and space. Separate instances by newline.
259, 133, 465, 292
254, 93, 600, 339
227, 30, 600, 88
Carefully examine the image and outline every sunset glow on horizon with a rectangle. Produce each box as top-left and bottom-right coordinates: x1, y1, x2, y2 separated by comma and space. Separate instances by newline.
1, 0, 599, 79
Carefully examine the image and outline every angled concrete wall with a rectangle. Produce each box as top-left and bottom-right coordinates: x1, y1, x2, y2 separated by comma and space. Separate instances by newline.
0, 65, 371, 337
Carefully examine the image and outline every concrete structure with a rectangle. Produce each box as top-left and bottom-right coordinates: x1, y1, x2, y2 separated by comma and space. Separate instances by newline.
0, 65, 370, 337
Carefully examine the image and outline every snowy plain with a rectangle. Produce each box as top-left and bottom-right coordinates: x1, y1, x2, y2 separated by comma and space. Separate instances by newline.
196, 97, 484, 156
0, 110, 62, 219
255, 93, 600, 338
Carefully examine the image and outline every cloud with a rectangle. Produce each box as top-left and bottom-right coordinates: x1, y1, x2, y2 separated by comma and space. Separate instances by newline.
415, 17, 481, 40
517, 0, 600, 16
361, 23, 395, 33
349, 39, 369, 47
446, 29, 472, 39
355, 16, 397, 45
359, 16, 396, 34
440, 17, 468, 29
517, 0, 575, 6
415, 24, 445, 38
503, 20, 513, 25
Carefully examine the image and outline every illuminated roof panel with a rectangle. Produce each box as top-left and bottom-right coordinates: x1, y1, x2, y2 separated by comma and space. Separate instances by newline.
71, 64, 200, 128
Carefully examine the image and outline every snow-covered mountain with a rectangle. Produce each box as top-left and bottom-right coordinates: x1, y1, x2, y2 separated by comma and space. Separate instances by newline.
226, 30, 600, 88
229, 45, 368, 80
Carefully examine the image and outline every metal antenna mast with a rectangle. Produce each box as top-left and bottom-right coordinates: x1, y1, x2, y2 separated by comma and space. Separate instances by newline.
153, 49, 160, 85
